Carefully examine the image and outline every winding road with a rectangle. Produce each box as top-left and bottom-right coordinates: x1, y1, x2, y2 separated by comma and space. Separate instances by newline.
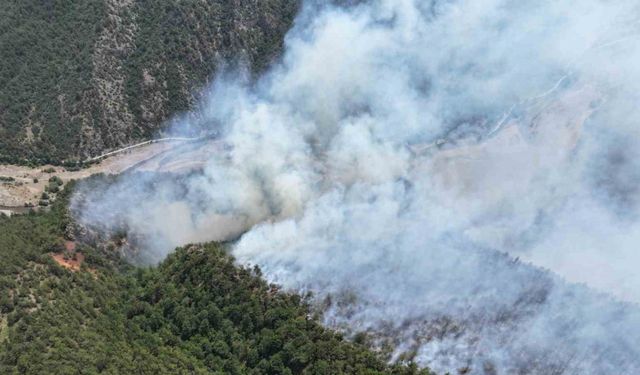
84, 136, 206, 163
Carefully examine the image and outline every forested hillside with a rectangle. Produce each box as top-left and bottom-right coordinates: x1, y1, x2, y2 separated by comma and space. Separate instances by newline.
0, 0, 298, 165
0, 185, 432, 374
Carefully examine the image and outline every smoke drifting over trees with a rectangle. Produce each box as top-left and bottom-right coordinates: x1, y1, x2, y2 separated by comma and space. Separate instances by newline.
73, 0, 640, 373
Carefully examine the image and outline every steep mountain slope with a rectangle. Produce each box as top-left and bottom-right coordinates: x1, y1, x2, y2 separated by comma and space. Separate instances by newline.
0, 0, 298, 164
0, 185, 432, 374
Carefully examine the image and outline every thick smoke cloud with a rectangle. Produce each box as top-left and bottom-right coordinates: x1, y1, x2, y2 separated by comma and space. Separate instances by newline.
73, 0, 640, 373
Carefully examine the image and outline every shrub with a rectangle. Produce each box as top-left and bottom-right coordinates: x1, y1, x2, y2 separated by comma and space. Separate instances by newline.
48, 176, 63, 186
46, 182, 60, 194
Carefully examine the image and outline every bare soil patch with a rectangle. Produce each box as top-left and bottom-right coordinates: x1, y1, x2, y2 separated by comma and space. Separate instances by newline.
0, 139, 215, 211
51, 251, 85, 272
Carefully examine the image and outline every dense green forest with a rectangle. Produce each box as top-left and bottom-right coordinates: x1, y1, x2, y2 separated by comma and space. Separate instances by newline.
0, 0, 298, 165
0, 185, 433, 374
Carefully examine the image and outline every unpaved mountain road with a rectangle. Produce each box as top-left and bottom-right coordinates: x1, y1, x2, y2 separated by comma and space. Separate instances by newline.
83, 136, 205, 163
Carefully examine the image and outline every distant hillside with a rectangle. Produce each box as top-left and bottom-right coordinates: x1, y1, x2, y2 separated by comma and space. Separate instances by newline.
0, 0, 298, 165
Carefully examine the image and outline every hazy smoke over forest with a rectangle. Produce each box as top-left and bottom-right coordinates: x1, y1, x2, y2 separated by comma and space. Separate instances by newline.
73, 0, 640, 373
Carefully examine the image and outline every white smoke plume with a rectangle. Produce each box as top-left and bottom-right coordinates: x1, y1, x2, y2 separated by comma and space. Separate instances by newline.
72, 0, 640, 373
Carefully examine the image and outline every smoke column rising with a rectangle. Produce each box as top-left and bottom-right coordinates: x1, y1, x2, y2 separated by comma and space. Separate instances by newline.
73, 0, 640, 373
